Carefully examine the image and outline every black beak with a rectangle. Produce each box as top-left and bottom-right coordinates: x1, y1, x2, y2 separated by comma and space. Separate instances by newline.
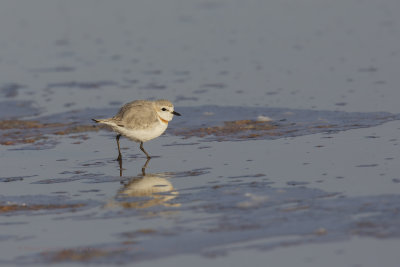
172, 111, 181, 116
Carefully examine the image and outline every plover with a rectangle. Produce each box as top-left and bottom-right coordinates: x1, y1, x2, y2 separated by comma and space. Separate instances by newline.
92, 99, 181, 160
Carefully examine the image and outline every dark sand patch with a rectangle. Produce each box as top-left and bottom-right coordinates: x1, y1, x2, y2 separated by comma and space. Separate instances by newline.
1, 106, 398, 149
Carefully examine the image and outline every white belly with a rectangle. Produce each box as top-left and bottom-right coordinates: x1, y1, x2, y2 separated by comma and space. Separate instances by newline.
112, 122, 168, 142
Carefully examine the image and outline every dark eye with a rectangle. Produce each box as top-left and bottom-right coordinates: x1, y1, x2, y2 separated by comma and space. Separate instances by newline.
161, 108, 167, 111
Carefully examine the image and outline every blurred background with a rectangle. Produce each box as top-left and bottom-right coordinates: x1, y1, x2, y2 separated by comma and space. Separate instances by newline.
1, 0, 400, 115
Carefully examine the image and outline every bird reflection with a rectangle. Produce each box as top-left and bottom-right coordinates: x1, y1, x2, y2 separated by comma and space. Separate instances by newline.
112, 158, 180, 209
116, 173, 180, 209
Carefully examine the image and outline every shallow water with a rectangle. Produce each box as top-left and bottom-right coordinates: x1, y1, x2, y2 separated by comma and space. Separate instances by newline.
1, 0, 400, 266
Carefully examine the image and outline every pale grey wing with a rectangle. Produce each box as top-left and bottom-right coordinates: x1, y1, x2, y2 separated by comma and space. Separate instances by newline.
113, 101, 158, 129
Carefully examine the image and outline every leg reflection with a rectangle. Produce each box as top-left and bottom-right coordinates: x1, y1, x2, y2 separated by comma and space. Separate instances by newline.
118, 157, 151, 177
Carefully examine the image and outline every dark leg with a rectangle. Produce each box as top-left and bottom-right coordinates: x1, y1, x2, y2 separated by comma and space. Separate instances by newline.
140, 142, 151, 159
116, 134, 122, 161
141, 157, 151, 176
118, 155, 123, 177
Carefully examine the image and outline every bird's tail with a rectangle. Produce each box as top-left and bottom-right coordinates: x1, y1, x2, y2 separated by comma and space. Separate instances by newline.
92, 118, 117, 127
92, 118, 109, 123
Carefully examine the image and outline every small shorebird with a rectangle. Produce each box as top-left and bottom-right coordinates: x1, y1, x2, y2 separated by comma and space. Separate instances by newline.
92, 99, 181, 161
